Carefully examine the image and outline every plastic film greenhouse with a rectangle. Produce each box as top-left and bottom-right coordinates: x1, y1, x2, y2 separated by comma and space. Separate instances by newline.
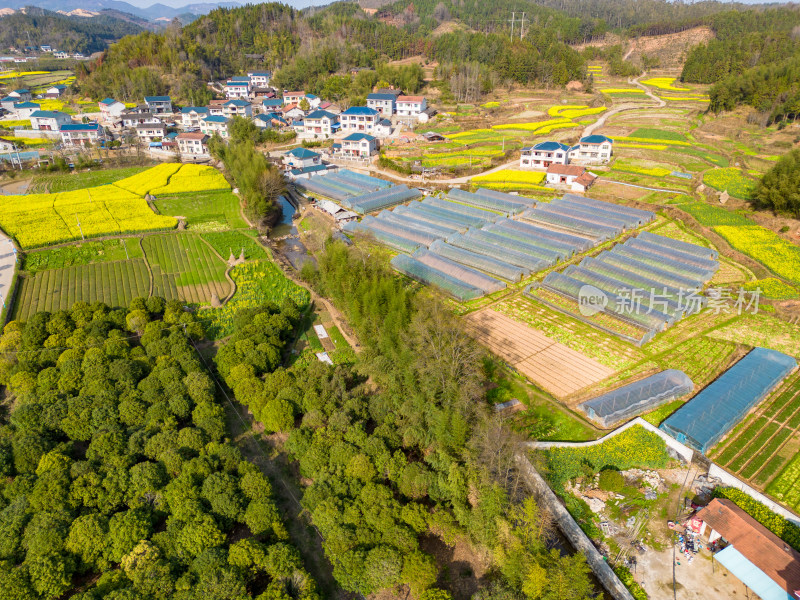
521, 209, 617, 241
638, 231, 718, 260
448, 233, 550, 271
472, 187, 538, 207
376, 211, 457, 240
423, 197, 503, 223
347, 185, 422, 214
552, 197, 652, 228
390, 254, 483, 302
446, 188, 526, 216
360, 216, 438, 247
342, 221, 421, 254
412, 249, 506, 295
429, 240, 529, 282
578, 370, 695, 428
485, 222, 580, 258
393, 204, 470, 233
561, 193, 655, 222
660, 348, 798, 453
493, 218, 595, 252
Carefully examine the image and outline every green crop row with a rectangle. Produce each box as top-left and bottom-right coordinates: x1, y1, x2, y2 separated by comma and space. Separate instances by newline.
715, 416, 767, 465
741, 428, 793, 480
754, 454, 787, 486
727, 422, 779, 472
678, 202, 753, 227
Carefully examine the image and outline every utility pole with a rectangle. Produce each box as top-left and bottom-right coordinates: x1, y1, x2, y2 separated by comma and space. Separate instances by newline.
509, 12, 516, 42
519, 12, 527, 40
75, 214, 84, 240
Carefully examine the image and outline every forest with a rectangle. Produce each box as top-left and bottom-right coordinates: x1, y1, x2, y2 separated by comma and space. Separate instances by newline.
753, 149, 800, 217
0, 8, 144, 54
0, 297, 320, 599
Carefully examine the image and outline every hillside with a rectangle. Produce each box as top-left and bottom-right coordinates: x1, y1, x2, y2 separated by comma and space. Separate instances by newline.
0, 6, 144, 53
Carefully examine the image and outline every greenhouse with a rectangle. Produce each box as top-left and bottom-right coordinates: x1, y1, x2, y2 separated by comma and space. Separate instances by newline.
537, 202, 631, 232
448, 233, 551, 271
612, 244, 713, 284
296, 177, 353, 202
551, 197, 651, 229
391, 254, 484, 302
596, 251, 703, 291
342, 221, 421, 254
660, 348, 798, 453
407, 202, 489, 228
393, 204, 470, 233
375, 211, 457, 240
493, 218, 596, 252
638, 231, 718, 260
360, 215, 439, 247
465, 230, 564, 262
423, 197, 504, 222
335, 169, 390, 190
625, 238, 719, 273
446, 188, 526, 215
412, 249, 506, 295
428, 240, 529, 282
472, 187, 538, 208
578, 370, 695, 428
521, 209, 617, 241
561, 193, 655, 223
485, 222, 580, 258
348, 185, 422, 214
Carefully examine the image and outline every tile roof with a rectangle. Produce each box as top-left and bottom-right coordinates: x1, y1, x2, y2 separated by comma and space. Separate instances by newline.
547, 164, 585, 176
229, 76, 251, 82
262, 98, 283, 106
180, 106, 208, 114
580, 134, 613, 144
305, 110, 337, 120
99, 98, 119, 105
341, 106, 378, 116
398, 95, 424, 102
286, 147, 320, 158
177, 132, 209, 140
697, 499, 800, 595
203, 115, 229, 123
61, 123, 100, 131
224, 99, 251, 107
248, 71, 271, 76
367, 93, 397, 101
531, 141, 570, 152
575, 172, 597, 187
13, 102, 39, 108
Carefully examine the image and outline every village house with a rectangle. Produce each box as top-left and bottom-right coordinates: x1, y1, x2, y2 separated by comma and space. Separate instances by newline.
8, 89, 32, 102
225, 80, 250, 100
336, 133, 378, 158
366, 92, 397, 115
177, 131, 210, 156
13, 102, 41, 119
569, 134, 613, 163
222, 99, 252, 118
143, 96, 173, 114
122, 111, 160, 129
54, 51, 69, 59
520, 141, 571, 169
247, 71, 272, 87
694, 499, 800, 600
180, 106, 209, 128
253, 114, 274, 129
44, 85, 67, 98
261, 98, 283, 113
208, 99, 227, 116
60, 122, 105, 147
283, 91, 305, 106
0, 96, 17, 111
136, 122, 166, 144
99, 98, 126, 119
302, 109, 338, 139
374, 118, 392, 138
200, 115, 230, 138
396, 95, 427, 119
545, 164, 597, 192
283, 147, 321, 170
304, 94, 321, 110
282, 104, 305, 121
339, 106, 380, 134
29, 110, 72, 131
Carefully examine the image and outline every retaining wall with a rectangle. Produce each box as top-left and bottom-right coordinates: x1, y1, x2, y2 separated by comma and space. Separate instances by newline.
12, 129, 60, 139
515, 453, 636, 600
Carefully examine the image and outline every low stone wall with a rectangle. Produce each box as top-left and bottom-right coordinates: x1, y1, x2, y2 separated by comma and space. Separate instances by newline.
525, 417, 695, 464
515, 453, 636, 600
13, 129, 60, 139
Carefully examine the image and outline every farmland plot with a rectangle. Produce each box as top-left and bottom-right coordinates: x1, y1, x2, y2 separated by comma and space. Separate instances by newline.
142, 234, 230, 304
13, 259, 150, 319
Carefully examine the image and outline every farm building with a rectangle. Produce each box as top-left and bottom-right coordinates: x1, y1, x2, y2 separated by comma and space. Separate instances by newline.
44, 85, 67, 98
521, 141, 571, 169
661, 348, 798, 452
695, 499, 800, 600
569, 134, 613, 164
283, 147, 322, 170
545, 164, 597, 192
99, 98, 125, 119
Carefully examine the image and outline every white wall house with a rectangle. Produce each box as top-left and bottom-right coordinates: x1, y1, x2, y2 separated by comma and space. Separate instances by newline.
13, 102, 41, 119
339, 106, 379, 133
545, 164, 597, 192
8, 89, 31, 102
29, 110, 72, 131
520, 141, 571, 169
283, 91, 305, 105
569, 135, 613, 164
247, 71, 271, 87
302, 110, 338, 139
144, 96, 172, 114
225, 82, 250, 100
374, 118, 392, 138
282, 105, 305, 121
122, 111, 160, 128
177, 132, 209, 156
337, 133, 378, 158
366, 93, 396, 115
99, 98, 126, 119
396, 95, 427, 118
200, 116, 230, 139
60, 123, 104, 147
283, 147, 321, 169
180, 107, 209, 128
44, 85, 67, 98
222, 99, 252, 118
304, 94, 321, 109
136, 122, 166, 143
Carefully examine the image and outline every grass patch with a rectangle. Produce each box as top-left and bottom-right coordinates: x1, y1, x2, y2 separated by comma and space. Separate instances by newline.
201, 231, 268, 260
153, 190, 247, 231
703, 168, 756, 200
22, 238, 143, 274
629, 128, 687, 142
678, 202, 753, 227
28, 166, 152, 193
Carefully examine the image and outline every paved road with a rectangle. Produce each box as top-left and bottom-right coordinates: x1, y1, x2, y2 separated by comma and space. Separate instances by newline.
583, 74, 665, 138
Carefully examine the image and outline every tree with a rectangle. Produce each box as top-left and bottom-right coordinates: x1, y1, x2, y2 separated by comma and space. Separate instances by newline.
259, 397, 294, 433
66, 514, 110, 572
753, 149, 800, 217
299, 97, 310, 112
401, 551, 438, 596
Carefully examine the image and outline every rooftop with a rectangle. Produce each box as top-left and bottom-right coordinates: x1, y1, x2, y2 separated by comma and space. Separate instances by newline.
342, 133, 376, 142
341, 106, 378, 116
180, 106, 209, 114
99, 98, 119, 105
286, 147, 320, 159
14, 102, 39, 108
177, 132, 209, 140
61, 123, 100, 131
30, 110, 68, 118
580, 134, 613, 144
203, 115, 229, 123
398, 95, 424, 102
530, 141, 570, 152
367, 93, 397, 101
224, 99, 251, 107
305, 110, 337, 121
144, 96, 171, 102
547, 164, 586, 176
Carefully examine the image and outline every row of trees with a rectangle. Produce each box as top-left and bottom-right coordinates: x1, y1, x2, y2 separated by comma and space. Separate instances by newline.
220, 240, 598, 599
0, 297, 317, 599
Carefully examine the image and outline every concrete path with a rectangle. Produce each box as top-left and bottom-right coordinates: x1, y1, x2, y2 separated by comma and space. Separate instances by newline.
0, 235, 18, 314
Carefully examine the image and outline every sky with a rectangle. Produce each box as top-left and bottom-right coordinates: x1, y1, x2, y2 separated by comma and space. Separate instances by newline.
119, 0, 331, 7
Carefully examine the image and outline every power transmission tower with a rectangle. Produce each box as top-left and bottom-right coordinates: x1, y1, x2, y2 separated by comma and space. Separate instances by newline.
519, 12, 527, 40
509, 12, 516, 42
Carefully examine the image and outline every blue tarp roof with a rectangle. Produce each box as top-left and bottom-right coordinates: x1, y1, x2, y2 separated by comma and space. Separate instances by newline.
715, 546, 796, 600
661, 348, 797, 452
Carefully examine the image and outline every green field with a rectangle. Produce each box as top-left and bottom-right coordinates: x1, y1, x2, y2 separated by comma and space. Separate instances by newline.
629, 128, 688, 142
28, 167, 152, 193
23, 238, 143, 274
153, 190, 248, 231
703, 167, 757, 199
679, 203, 753, 227
142, 233, 230, 303
13, 259, 150, 319
201, 231, 269, 260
